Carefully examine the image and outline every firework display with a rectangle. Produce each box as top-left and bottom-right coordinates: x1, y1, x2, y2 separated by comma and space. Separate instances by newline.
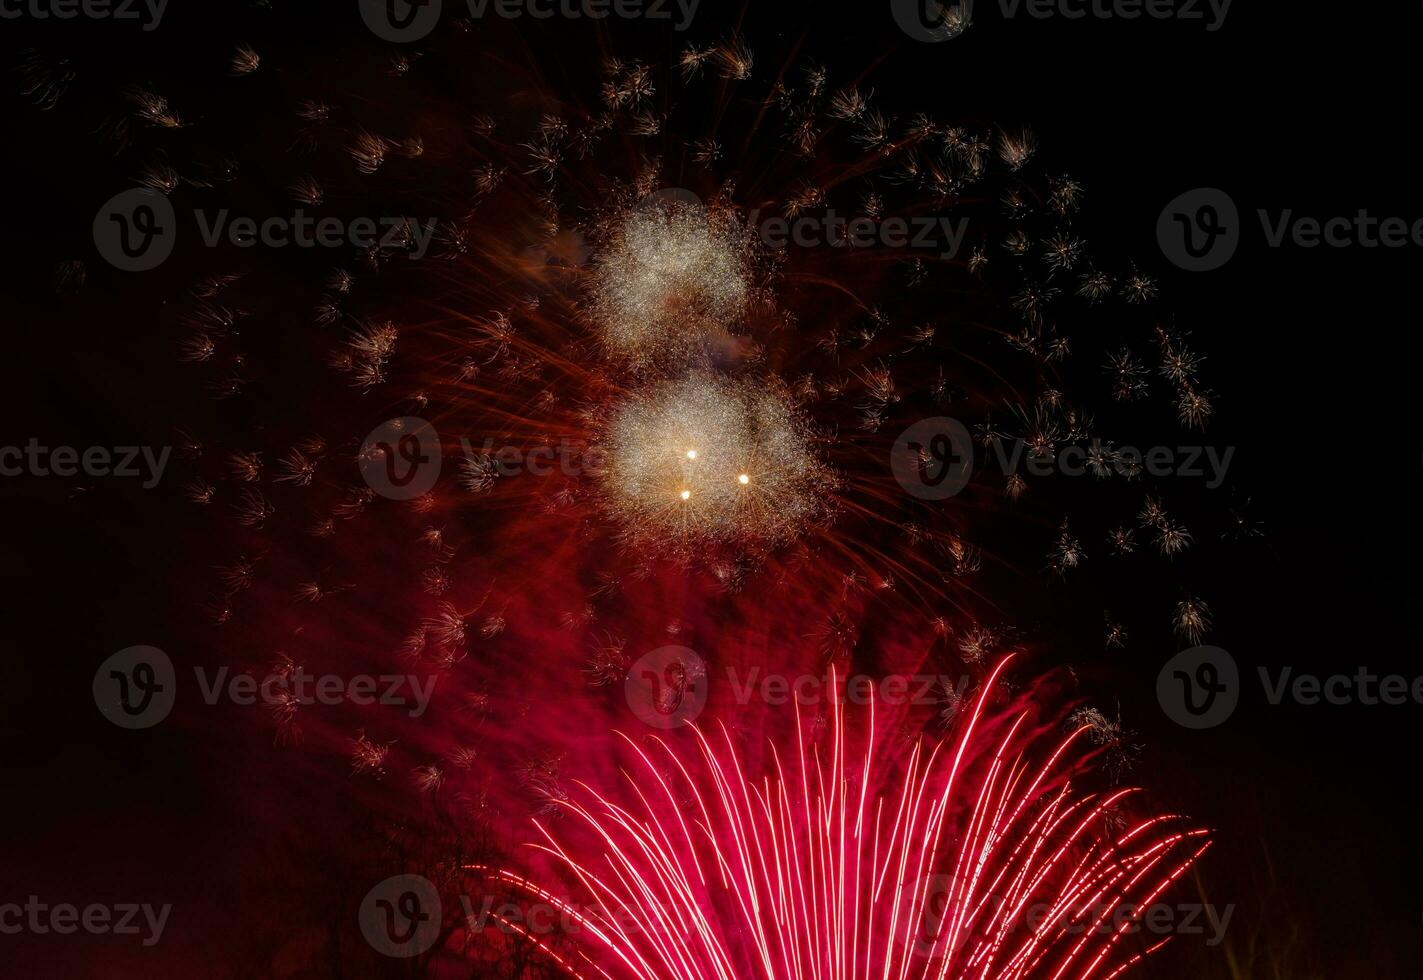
25, 25, 1210, 973
22, 4, 1393, 978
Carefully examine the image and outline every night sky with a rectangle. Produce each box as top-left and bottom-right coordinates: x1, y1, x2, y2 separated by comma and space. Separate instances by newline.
2, 2, 1421, 977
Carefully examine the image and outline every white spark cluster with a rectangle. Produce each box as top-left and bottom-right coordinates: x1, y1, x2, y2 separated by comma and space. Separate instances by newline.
599, 372, 830, 552
588, 199, 755, 370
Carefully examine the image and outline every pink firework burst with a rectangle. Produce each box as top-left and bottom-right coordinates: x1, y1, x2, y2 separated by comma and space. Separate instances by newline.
474, 657, 1209, 980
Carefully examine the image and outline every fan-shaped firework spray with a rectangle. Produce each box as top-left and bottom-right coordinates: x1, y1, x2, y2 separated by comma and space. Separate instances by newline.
476, 658, 1208, 980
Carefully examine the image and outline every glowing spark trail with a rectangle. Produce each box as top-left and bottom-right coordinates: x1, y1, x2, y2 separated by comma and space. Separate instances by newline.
480, 658, 1209, 980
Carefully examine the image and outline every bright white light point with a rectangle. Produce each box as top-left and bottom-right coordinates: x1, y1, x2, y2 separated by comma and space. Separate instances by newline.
738, 474, 750, 485
680, 490, 692, 501
686, 450, 698, 460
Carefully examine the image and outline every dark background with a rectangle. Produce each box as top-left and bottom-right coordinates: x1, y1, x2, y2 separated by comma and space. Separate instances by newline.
2, 0, 1420, 976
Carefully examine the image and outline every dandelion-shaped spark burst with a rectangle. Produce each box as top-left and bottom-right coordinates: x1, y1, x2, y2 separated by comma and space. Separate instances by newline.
480, 657, 1208, 980
597, 370, 833, 554
587, 197, 760, 370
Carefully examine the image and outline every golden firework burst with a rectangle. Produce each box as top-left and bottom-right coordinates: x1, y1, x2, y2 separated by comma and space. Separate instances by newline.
597, 370, 831, 554
586, 198, 759, 371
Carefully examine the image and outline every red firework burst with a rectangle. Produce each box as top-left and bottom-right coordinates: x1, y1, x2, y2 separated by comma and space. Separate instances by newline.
474, 657, 1208, 980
